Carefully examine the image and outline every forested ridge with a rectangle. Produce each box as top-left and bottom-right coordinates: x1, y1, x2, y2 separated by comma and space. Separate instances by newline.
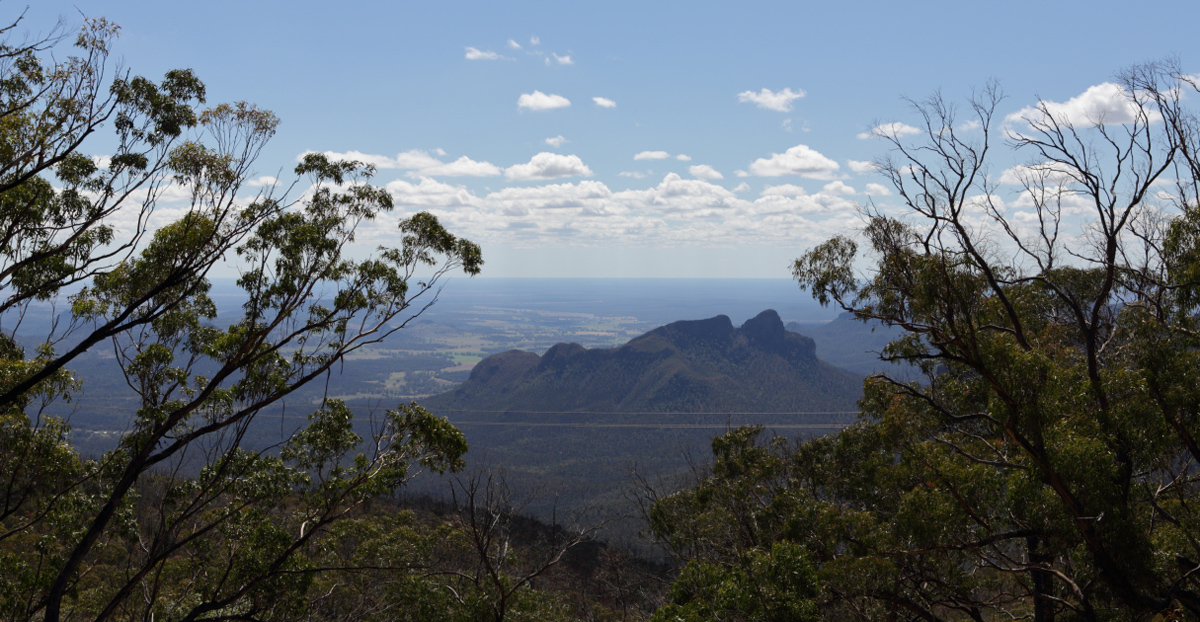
5, 13, 1200, 622
421, 309, 862, 416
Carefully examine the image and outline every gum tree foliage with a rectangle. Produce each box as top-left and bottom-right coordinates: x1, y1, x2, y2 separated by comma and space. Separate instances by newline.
643, 426, 821, 622
445, 469, 601, 622
0, 15, 481, 622
651, 63, 1200, 622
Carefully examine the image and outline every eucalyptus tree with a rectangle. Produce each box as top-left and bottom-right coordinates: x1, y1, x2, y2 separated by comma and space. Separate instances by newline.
0, 15, 481, 622
652, 62, 1200, 621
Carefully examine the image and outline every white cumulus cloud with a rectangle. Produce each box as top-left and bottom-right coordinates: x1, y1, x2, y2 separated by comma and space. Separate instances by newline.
518, 91, 571, 111
544, 135, 568, 148
676, 154, 691, 161
386, 177, 480, 209
123, 154, 872, 251
823, 181, 856, 195
761, 184, 807, 196
858, 122, 922, 140
488, 180, 614, 212
622, 173, 741, 217
303, 149, 500, 178
865, 183, 892, 196
593, 96, 617, 108
689, 164, 723, 180
552, 53, 573, 65
634, 151, 670, 160
415, 156, 502, 178
1006, 82, 1159, 127
505, 152, 594, 181
743, 144, 840, 179
847, 159, 877, 173
507, 39, 522, 49
750, 185, 859, 217
997, 161, 1079, 186
301, 149, 404, 170
465, 47, 503, 61
737, 87, 806, 112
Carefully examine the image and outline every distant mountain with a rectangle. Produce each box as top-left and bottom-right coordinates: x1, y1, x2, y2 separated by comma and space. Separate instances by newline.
422, 309, 862, 415
786, 312, 912, 378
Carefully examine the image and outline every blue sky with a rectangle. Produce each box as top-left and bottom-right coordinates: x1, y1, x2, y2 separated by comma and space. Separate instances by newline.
23, 0, 1200, 278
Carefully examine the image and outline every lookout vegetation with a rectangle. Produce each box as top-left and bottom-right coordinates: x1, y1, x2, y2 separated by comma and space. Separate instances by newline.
650, 66, 1200, 621
4, 12, 1200, 622
0, 15, 665, 622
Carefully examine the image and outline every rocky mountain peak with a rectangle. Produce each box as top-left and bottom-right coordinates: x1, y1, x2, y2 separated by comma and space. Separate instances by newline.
740, 309, 786, 345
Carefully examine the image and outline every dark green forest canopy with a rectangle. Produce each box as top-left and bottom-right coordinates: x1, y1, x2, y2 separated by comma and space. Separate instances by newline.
650, 67, 1200, 621
0, 16, 511, 622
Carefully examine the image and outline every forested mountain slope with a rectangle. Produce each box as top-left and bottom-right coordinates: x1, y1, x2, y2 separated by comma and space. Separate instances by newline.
422, 309, 862, 415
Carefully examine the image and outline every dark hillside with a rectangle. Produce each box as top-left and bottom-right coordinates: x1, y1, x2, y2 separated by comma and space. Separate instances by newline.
415, 310, 864, 520
423, 309, 862, 415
